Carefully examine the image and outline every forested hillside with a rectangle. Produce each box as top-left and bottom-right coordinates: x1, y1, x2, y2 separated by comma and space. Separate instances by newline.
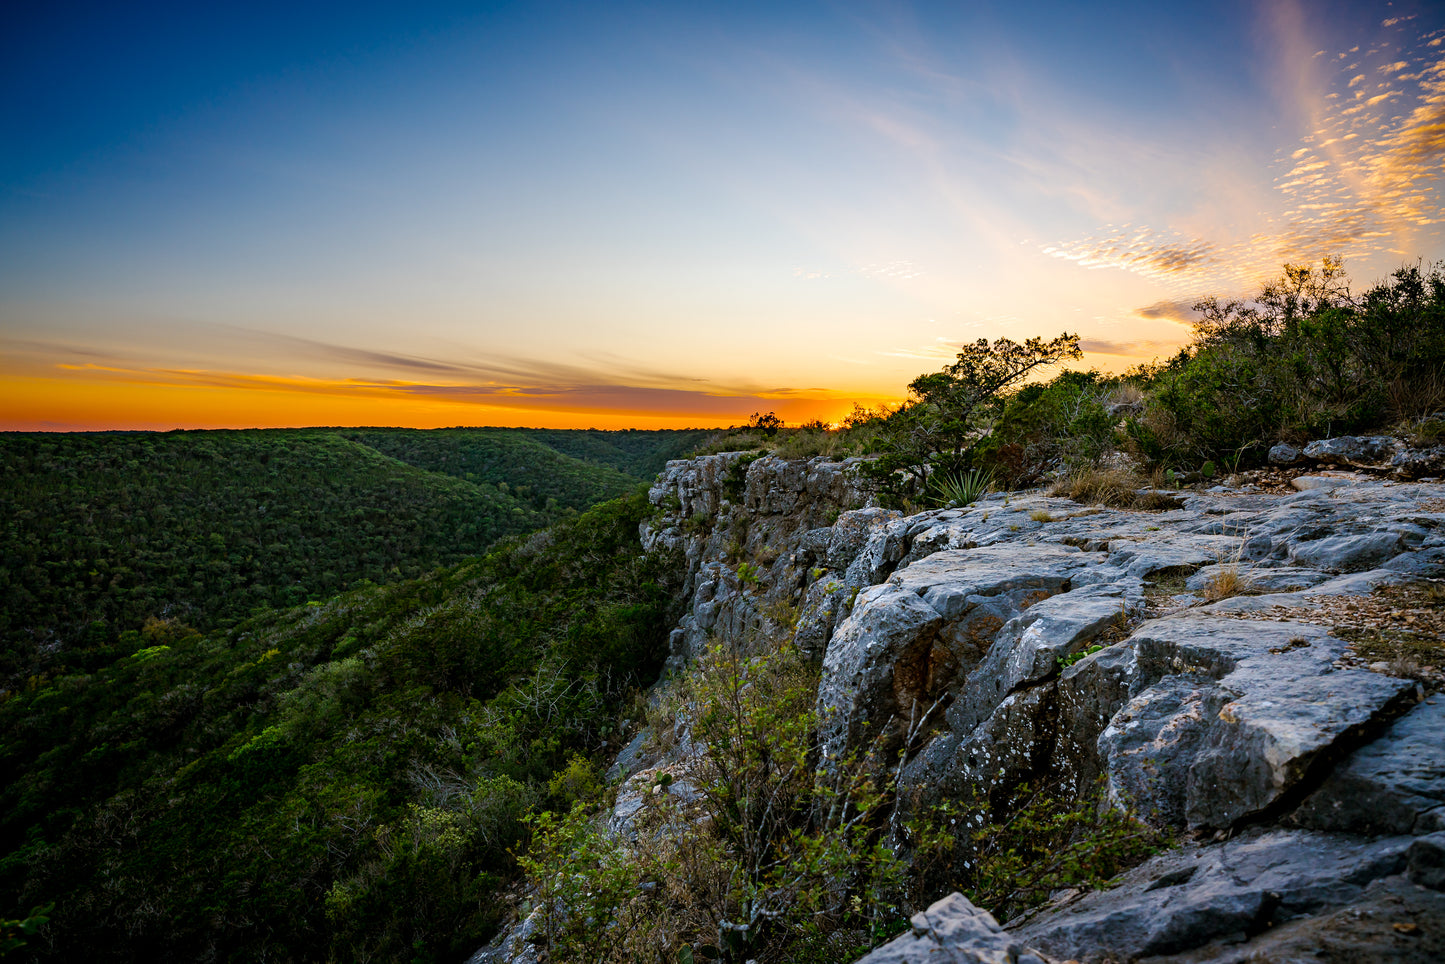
0, 492, 677, 962
0, 428, 706, 687
345, 429, 654, 513
348, 427, 709, 489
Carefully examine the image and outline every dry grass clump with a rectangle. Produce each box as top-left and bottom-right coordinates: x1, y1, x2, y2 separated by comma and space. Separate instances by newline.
1050, 467, 1182, 511
1199, 565, 1247, 602
1029, 509, 1055, 523
1198, 541, 1253, 602
1050, 467, 1143, 506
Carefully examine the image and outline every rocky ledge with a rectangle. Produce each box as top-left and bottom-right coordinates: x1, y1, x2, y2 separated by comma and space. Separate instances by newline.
478, 442, 1445, 963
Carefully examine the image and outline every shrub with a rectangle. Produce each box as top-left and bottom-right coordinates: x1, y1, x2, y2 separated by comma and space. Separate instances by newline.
520, 640, 914, 963
859, 334, 1082, 503
1146, 259, 1445, 465
985, 369, 1119, 479
948, 779, 1163, 923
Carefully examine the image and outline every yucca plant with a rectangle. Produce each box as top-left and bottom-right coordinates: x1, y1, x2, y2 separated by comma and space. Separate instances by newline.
929, 467, 995, 508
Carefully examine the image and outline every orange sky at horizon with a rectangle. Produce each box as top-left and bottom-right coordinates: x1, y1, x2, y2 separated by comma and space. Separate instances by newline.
0, 370, 891, 433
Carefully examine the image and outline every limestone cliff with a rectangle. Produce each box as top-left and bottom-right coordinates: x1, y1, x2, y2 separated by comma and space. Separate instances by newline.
474, 440, 1445, 964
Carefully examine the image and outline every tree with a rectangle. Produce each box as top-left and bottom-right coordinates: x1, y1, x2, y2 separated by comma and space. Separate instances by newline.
862, 334, 1082, 501
748, 411, 784, 438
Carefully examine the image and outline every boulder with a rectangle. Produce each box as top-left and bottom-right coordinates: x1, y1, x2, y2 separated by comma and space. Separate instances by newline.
1268, 442, 1301, 464
1102, 617, 1420, 831
826, 507, 902, 570
793, 576, 849, 658
1303, 436, 1402, 464
1138, 874, 1445, 963
948, 584, 1133, 735
1290, 474, 1354, 491
1409, 832, 1445, 890
1391, 445, 1445, 479
854, 892, 1053, 964
901, 683, 1057, 809
1287, 530, 1406, 571
817, 589, 944, 762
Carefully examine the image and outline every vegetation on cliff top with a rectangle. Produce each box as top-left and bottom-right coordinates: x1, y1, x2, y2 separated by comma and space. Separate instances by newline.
706, 260, 1445, 507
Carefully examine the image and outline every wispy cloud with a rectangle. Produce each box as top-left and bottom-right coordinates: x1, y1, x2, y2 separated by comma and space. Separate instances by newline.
858, 259, 924, 280
1045, 15, 1445, 290
1042, 227, 1216, 279
1134, 299, 1200, 325
1077, 337, 1184, 357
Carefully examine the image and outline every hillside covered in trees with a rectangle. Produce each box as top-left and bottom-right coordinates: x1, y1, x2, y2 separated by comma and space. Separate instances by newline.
0, 427, 708, 687
0, 492, 679, 962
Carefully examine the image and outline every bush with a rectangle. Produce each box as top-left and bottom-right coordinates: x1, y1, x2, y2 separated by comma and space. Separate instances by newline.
520, 639, 913, 963
983, 369, 1121, 482
947, 779, 1164, 923
1146, 259, 1445, 465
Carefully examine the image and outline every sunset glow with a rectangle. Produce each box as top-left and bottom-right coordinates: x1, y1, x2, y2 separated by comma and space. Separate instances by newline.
4, 0, 1443, 431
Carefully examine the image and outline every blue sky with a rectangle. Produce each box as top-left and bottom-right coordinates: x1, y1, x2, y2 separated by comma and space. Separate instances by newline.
3, 0, 1442, 429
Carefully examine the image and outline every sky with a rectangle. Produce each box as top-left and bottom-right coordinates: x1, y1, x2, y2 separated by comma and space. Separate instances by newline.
2, 0, 1443, 431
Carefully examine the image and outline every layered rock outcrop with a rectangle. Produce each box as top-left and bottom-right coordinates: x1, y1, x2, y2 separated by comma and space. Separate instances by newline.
476, 445, 1445, 963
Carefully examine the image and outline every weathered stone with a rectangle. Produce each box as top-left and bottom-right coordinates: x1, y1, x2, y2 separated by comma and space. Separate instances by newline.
1268, 441, 1301, 464
1183, 664, 1418, 829
1052, 642, 1136, 787
1101, 674, 1221, 827
826, 507, 902, 570
1392, 445, 1445, 479
1294, 697, 1445, 835
817, 589, 945, 761
1104, 617, 1419, 830
1105, 534, 1237, 579
887, 544, 1091, 619
1291, 474, 1353, 491
794, 576, 848, 658
466, 906, 546, 964
854, 892, 1053, 964
1303, 435, 1402, 464
844, 518, 914, 590
1383, 545, 1445, 575
1014, 830, 1413, 961
604, 731, 652, 782
1287, 530, 1405, 571
798, 526, 833, 556
949, 584, 1133, 735
1409, 831, 1445, 890
905, 684, 1057, 807
1138, 874, 1445, 964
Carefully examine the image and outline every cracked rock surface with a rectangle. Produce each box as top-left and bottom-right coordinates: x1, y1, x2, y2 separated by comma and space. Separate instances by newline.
477, 446, 1445, 963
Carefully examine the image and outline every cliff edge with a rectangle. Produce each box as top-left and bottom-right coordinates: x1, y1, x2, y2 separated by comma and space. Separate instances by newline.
476, 441, 1445, 963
